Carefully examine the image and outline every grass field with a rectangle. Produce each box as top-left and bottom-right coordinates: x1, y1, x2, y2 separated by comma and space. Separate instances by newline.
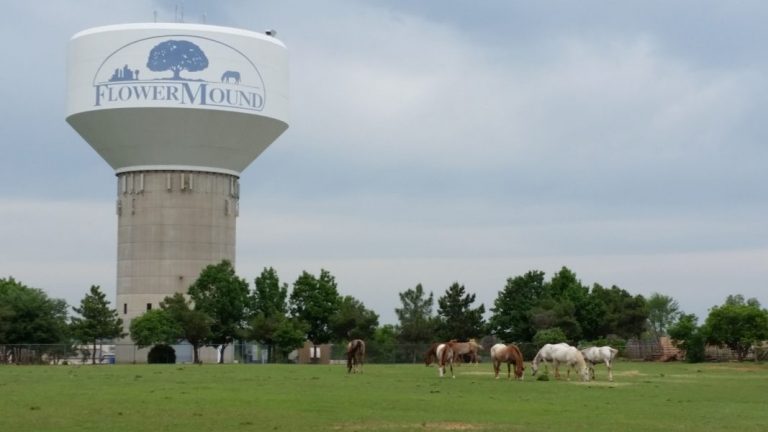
1, 361, 766, 432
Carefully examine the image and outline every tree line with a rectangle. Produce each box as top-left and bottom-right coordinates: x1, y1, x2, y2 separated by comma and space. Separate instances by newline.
2, 264, 767, 364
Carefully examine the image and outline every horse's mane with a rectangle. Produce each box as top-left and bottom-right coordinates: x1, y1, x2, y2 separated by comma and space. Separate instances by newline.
510, 344, 525, 377
571, 347, 587, 369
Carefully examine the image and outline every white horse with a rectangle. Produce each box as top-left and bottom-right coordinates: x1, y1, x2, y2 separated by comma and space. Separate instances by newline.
532, 343, 590, 381
531, 343, 569, 377
580, 346, 618, 382
436, 342, 456, 378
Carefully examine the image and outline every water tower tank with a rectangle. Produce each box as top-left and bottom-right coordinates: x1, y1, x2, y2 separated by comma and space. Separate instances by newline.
66, 23, 289, 362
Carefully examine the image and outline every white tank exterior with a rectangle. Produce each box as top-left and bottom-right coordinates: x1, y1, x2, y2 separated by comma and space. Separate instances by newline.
66, 23, 289, 175
66, 23, 289, 363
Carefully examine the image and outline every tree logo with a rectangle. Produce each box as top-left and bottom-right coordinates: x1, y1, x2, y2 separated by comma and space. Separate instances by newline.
147, 40, 209, 80
93, 35, 266, 112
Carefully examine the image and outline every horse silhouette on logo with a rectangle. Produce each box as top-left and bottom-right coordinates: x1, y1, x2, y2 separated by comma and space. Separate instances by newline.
221, 70, 241, 84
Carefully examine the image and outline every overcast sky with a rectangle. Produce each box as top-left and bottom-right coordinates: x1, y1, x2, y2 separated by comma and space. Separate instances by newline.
1, 1, 766, 325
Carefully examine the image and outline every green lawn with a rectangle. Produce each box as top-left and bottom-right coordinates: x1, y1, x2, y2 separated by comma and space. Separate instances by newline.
1, 361, 766, 431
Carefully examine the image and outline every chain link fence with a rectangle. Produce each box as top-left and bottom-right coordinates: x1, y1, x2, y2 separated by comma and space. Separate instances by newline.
3, 340, 765, 365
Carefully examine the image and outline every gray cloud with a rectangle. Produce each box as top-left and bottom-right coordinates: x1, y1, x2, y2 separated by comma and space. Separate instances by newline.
1, 0, 765, 325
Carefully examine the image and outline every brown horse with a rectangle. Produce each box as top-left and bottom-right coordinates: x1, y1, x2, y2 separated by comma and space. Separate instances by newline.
424, 342, 441, 366
346, 339, 365, 374
451, 339, 482, 365
438, 341, 457, 378
490, 343, 525, 380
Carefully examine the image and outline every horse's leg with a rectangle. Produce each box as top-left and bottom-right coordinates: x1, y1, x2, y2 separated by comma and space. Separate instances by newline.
493, 359, 500, 379
507, 361, 512, 380
553, 361, 560, 379
606, 359, 613, 382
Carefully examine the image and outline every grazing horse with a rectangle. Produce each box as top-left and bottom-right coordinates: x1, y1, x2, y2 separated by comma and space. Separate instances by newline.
424, 342, 441, 366
531, 343, 569, 377
532, 343, 590, 381
581, 346, 619, 381
437, 342, 456, 378
220, 70, 241, 84
346, 339, 365, 374
490, 343, 525, 380
451, 339, 483, 365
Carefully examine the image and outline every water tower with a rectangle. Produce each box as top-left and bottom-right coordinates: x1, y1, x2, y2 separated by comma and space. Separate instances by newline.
66, 23, 289, 362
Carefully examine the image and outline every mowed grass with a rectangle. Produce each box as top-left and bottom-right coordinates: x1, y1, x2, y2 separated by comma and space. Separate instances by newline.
1, 361, 767, 432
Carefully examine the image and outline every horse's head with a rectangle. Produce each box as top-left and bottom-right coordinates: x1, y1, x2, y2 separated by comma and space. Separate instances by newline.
530, 352, 541, 376
580, 366, 591, 382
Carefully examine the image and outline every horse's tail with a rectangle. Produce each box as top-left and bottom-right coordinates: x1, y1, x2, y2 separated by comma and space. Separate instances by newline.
358, 340, 366, 361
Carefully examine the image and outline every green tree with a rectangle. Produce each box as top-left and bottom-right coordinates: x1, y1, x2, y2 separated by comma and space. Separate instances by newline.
289, 269, 341, 348
251, 267, 289, 317
331, 295, 379, 342
547, 267, 590, 341
395, 283, 436, 342
436, 282, 486, 341
704, 295, 768, 361
160, 293, 212, 364
70, 285, 125, 364
488, 270, 546, 342
368, 324, 398, 363
271, 318, 308, 362
247, 267, 290, 362
188, 260, 250, 363
668, 313, 706, 363
589, 284, 648, 339
0, 277, 69, 344
394, 283, 437, 362
533, 327, 568, 347
129, 309, 181, 349
0, 277, 69, 363
647, 293, 681, 338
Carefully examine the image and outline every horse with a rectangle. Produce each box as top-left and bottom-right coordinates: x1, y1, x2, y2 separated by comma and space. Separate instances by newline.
531, 342, 569, 377
490, 343, 525, 380
424, 342, 441, 366
532, 343, 590, 381
580, 346, 619, 381
221, 70, 241, 84
346, 339, 365, 374
451, 339, 483, 365
437, 341, 457, 378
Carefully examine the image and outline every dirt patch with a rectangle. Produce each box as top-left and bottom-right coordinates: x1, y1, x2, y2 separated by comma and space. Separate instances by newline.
460, 371, 496, 376
702, 365, 766, 372
333, 422, 483, 431
572, 381, 631, 387
613, 370, 644, 377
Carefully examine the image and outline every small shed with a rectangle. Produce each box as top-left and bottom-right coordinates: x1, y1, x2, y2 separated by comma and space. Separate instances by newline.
295, 341, 333, 364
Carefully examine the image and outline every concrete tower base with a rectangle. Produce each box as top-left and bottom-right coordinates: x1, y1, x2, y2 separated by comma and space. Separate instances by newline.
114, 170, 239, 363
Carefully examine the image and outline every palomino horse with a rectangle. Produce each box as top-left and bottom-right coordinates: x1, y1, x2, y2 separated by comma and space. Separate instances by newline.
532, 343, 590, 381
580, 346, 619, 381
490, 343, 525, 380
451, 339, 483, 365
346, 339, 365, 374
437, 342, 456, 378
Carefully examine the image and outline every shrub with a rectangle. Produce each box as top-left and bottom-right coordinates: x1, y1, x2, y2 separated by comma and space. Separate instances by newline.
533, 328, 567, 347
147, 344, 176, 364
